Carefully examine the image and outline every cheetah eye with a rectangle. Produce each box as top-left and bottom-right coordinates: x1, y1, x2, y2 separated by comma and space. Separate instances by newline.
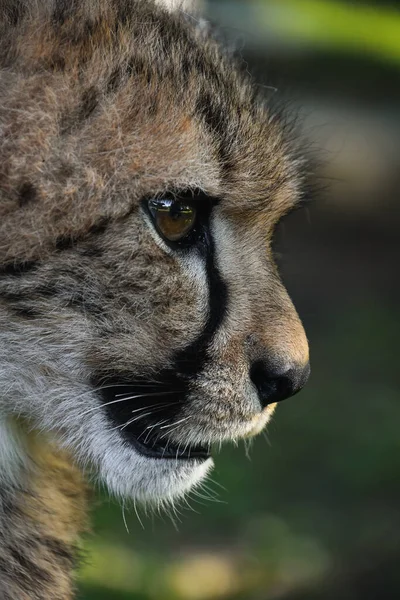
148, 197, 197, 243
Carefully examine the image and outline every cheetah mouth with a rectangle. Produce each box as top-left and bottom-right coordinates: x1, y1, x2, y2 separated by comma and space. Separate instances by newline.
130, 436, 210, 461
97, 378, 211, 461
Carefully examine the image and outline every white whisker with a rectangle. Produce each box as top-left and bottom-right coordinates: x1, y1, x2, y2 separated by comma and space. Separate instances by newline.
80, 395, 146, 418
158, 416, 191, 429
140, 419, 169, 444
122, 501, 130, 534
133, 499, 145, 530
113, 411, 152, 431
144, 419, 169, 431
115, 390, 176, 399
159, 424, 183, 440
120, 391, 176, 403
207, 477, 227, 493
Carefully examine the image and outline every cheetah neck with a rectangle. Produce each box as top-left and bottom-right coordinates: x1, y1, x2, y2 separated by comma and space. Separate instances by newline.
0, 421, 88, 600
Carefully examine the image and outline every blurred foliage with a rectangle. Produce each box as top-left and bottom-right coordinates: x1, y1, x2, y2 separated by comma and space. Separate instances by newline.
210, 0, 400, 65
258, 0, 400, 64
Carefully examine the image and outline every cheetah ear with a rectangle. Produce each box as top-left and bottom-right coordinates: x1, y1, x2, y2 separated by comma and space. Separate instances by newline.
154, 0, 203, 13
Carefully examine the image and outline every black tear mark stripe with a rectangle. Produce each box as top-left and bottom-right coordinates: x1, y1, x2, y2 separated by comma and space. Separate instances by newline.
172, 219, 228, 379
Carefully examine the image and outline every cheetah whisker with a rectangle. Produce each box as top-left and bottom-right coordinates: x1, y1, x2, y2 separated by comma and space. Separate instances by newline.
158, 416, 191, 429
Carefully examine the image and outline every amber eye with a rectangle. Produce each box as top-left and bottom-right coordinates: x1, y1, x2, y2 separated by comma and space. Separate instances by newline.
148, 197, 197, 243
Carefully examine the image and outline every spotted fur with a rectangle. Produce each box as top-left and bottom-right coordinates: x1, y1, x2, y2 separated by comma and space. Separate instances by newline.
0, 428, 87, 599
0, 0, 310, 597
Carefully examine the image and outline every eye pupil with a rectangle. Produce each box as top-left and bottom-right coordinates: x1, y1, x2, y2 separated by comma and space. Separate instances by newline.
148, 197, 197, 243
170, 204, 183, 220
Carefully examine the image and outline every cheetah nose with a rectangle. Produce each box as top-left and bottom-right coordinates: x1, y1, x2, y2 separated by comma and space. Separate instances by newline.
249, 360, 310, 408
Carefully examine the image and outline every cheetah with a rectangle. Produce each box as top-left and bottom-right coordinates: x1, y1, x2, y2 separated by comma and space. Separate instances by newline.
0, 0, 310, 597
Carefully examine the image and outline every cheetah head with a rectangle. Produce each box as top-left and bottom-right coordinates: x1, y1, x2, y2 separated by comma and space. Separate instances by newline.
0, 0, 310, 503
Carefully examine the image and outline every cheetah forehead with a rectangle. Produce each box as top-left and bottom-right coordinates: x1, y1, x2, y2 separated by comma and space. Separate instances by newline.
0, 0, 305, 263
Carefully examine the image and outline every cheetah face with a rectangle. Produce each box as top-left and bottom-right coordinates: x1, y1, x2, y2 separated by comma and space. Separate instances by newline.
1, 184, 309, 503
0, 0, 310, 503
85, 189, 310, 501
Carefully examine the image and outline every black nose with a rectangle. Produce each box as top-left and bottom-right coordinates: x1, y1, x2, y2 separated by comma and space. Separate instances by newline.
250, 360, 310, 408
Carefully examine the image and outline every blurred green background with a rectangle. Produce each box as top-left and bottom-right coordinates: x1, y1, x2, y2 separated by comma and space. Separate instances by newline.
78, 1, 400, 599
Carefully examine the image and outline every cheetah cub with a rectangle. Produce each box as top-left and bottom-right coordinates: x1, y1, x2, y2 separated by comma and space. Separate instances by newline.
0, 0, 310, 597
